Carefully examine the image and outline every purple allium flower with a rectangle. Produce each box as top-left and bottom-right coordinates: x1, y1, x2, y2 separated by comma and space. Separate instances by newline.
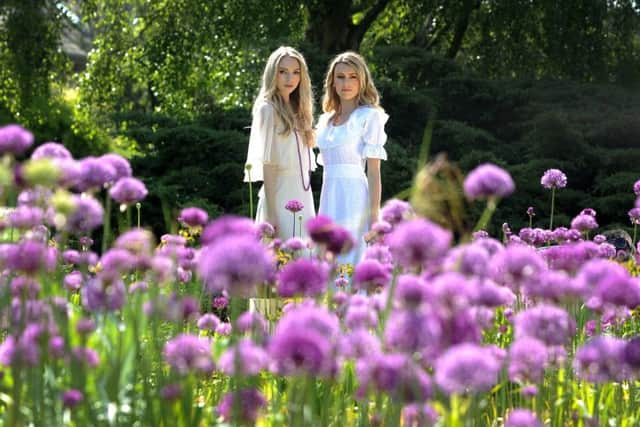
508, 337, 548, 383
505, 409, 543, 427
442, 243, 490, 277
381, 199, 411, 225
10, 276, 40, 298
395, 274, 430, 310
74, 156, 117, 192
384, 310, 442, 358
217, 388, 266, 424
81, 277, 127, 311
8, 206, 43, 229
269, 305, 339, 376
598, 242, 616, 258
114, 228, 155, 256
76, 318, 96, 335
215, 322, 232, 336
218, 338, 269, 375
628, 208, 640, 225
282, 237, 306, 252
472, 230, 489, 240
371, 220, 392, 235
212, 295, 229, 310
434, 343, 502, 395
284, 199, 304, 212
575, 336, 629, 383
178, 207, 208, 227
463, 163, 515, 200
63, 271, 83, 291
527, 207, 535, 217
593, 234, 606, 244
197, 313, 220, 331
401, 403, 438, 427
339, 329, 381, 359
160, 383, 182, 401
345, 303, 378, 330
100, 153, 132, 180
0, 325, 43, 366
6, 240, 56, 274
634, 180, 640, 197
71, 347, 100, 368
198, 235, 274, 297
257, 221, 275, 239
624, 337, 640, 369
163, 334, 214, 375
387, 219, 452, 269
277, 258, 328, 297
571, 213, 598, 232
334, 275, 349, 289
490, 245, 545, 292
62, 389, 84, 409
357, 353, 432, 402
0, 124, 34, 155
109, 177, 148, 205
541, 168, 567, 189
592, 269, 640, 310
100, 248, 137, 279
236, 311, 268, 336
353, 259, 391, 293
364, 244, 393, 265
201, 215, 258, 246
31, 142, 72, 160
523, 269, 582, 302
305, 215, 354, 254
65, 195, 104, 234
514, 304, 575, 347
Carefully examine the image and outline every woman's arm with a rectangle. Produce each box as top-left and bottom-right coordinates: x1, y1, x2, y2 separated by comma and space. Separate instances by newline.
367, 158, 381, 224
263, 163, 280, 232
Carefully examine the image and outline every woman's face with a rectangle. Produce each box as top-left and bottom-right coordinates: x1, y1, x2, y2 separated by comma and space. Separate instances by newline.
333, 63, 360, 102
276, 56, 301, 99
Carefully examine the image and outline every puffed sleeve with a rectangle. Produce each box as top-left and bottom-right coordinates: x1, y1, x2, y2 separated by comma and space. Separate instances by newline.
360, 108, 389, 160
244, 101, 276, 182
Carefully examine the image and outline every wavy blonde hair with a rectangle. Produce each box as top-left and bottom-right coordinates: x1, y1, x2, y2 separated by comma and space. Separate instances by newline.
322, 51, 381, 114
253, 46, 315, 147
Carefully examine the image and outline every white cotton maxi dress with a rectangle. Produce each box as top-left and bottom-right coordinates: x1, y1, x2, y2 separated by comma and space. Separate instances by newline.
316, 106, 388, 267
244, 100, 316, 241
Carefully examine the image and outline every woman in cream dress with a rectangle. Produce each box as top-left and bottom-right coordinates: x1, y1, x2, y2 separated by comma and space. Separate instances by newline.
244, 47, 316, 240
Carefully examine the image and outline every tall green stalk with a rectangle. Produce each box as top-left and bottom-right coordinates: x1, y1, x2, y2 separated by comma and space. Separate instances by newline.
246, 164, 254, 220
549, 187, 556, 230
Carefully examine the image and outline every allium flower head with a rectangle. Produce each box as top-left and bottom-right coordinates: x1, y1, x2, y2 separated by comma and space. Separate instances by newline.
109, 177, 148, 205
624, 337, 640, 369
634, 180, 640, 197
353, 259, 391, 293
114, 228, 155, 256
505, 409, 543, 427
257, 221, 275, 239
196, 313, 220, 331
62, 389, 84, 409
339, 329, 381, 359
8, 206, 43, 229
357, 353, 432, 402
384, 310, 442, 357
570, 213, 598, 232
574, 336, 629, 383
442, 243, 490, 277
490, 245, 545, 291
198, 235, 274, 297
629, 208, 640, 225
100, 153, 132, 180
75, 156, 117, 191
514, 304, 575, 347
65, 195, 104, 234
395, 274, 430, 310
218, 338, 269, 375
31, 142, 72, 160
0, 124, 34, 155
178, 207, 208, 227
541, 168, 567, 189
217, 389, 266, 424
6, 240, 56, 274
388, 219, 452, 269
434, 344, 502, 395
163, 334, 214, 375
508, 337, 548, 383
201, 215, 258, 246
402, 403, 438, 427
463, 163, 515, 200
527, 207, 535, 217
277, 258, 328, 297
381, 199, 411, 224
306, 215, 354, 254
284, 199, 304, 212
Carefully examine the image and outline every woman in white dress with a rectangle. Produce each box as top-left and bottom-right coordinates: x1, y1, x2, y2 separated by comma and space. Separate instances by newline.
244, 47, 316, 240
316, 52, 388, 267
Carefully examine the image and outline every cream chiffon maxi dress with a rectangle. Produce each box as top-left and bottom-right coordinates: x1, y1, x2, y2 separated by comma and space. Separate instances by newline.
316, 105, 388, 267
244, 100, 316, 241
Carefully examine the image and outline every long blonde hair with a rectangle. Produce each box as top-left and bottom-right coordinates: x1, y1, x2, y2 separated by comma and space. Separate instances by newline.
253, 46, 314, 147
322, 51, 381, 114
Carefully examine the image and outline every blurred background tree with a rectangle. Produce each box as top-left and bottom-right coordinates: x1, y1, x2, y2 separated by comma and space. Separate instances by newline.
1, 0, 639, 237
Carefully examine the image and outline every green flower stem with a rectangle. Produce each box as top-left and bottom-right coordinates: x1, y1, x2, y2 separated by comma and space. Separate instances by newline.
102, 193, 112, 254
549, 187, 556, 230
633, 223, 637, 246
292, 212, 296, 239
246, 165, 254, 220
473, 197, 498, 232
